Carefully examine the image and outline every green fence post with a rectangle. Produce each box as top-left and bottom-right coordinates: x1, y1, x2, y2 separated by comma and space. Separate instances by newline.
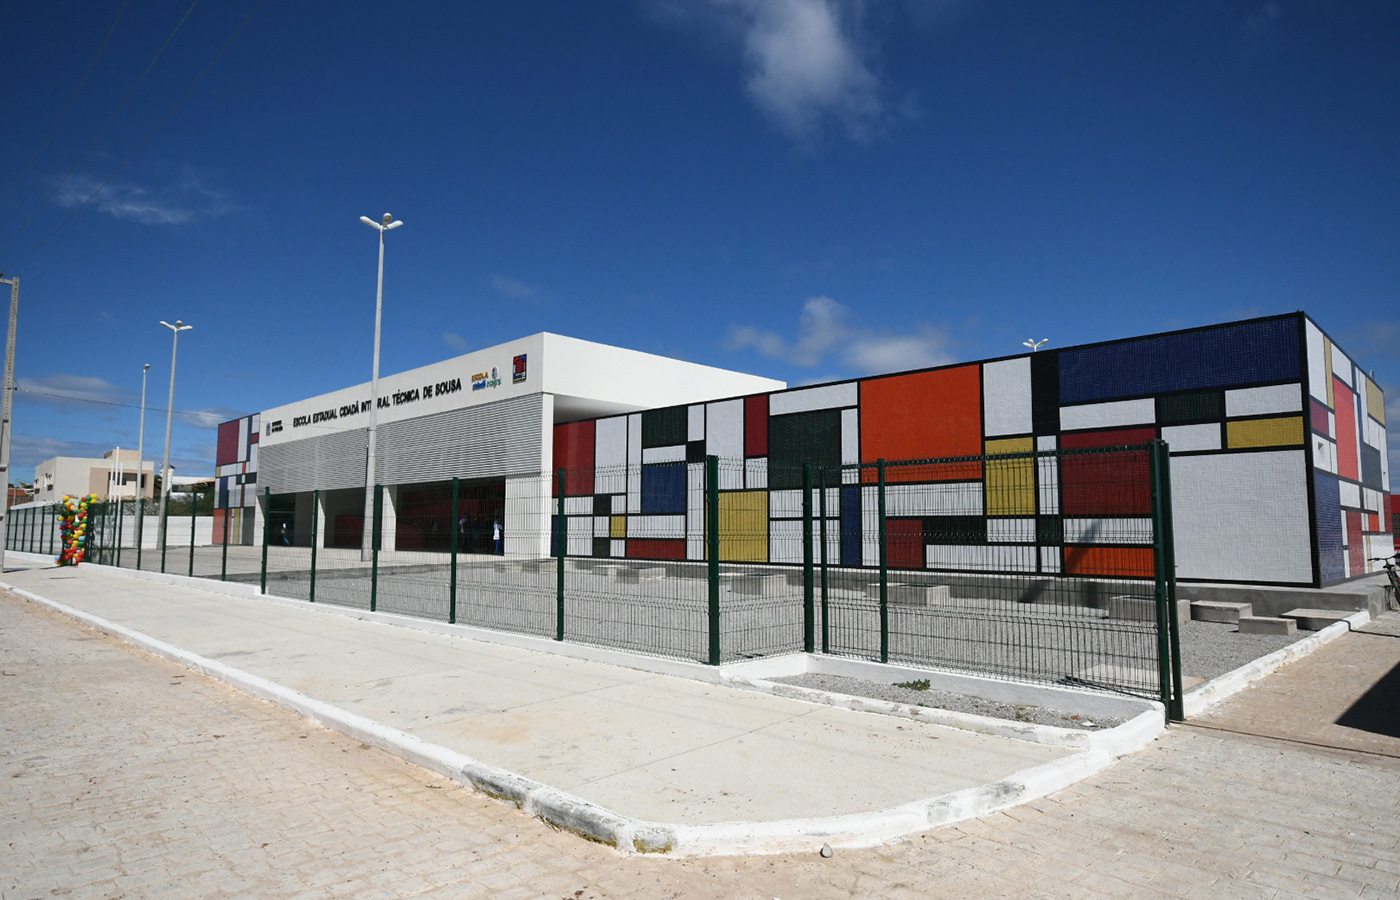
878, 458, 889, 664
819, 467, 829, 655
309, 489, 319, 603
117, 498, 127, 568
555, 469, 566, 641
188, 492, 197, 577
449, 477, 459, 625
706, 455, 720, 665
802, 463, 814, 654
1160, 440, 1184, 721
370, 484, 382, 613
135, 497, 145, 571
1149, 441, 1175, 724
159, 497, 169, 574
220, 501, 230, 582
260, 488, 270, 595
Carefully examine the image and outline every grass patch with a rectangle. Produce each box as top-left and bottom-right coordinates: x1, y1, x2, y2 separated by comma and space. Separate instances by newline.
893, 679, 930, 691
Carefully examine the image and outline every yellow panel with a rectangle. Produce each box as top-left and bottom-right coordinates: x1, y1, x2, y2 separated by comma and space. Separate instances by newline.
1365, 378, 1386, 425
1227, 416, 1305, 449
985, 437, 1035, 516
1324, 339, 1334, 407
719, 491, 768, 562
610, 515, 626, 539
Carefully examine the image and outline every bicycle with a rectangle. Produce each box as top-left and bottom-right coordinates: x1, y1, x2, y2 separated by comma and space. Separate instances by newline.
1371, 553, 1400, 612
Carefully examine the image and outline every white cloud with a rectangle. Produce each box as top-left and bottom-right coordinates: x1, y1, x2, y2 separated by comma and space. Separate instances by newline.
727, 295, 953, 375
16, 373, 133, 406
54, 170, 233, 226
648, 0, 896, 142
444, 332, 471, 352
178, 407, 242, 430
492, 274, 537, 300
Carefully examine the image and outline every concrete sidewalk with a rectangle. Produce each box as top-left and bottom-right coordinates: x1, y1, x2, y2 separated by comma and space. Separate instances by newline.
0, 557, 1154, 856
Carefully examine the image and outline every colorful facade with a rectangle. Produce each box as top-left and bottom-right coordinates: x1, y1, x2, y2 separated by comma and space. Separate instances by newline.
553, 313, 1391, 587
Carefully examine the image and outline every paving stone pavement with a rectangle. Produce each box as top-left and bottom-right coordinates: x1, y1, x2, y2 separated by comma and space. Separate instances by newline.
4, 591, 1400, 900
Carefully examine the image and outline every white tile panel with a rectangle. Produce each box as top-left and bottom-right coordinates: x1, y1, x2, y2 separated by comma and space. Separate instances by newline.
1367, 535, 1396, 571
861, 487, 880, 565
1339, 480, 1361, 509
815, 487, 841, 516
629, 515, 686, 539
593, 516, 609, 537
1064, 518, 1154, 545
982, 357, 1033, 437
706, 399, 744, 460
642, 445, 686, 464
988, 518, 1035, 542
1312, 435, 1336, 474
841, 408, 859, 466
1036, 435, 1057, 451
688, 404, 705, 442
1161, 424, 1221, 453
1225, 383, 1303, 417
1332, 345, 1354, 388
770, 519, 805, 564
1171, 450, 1312, 584
1060, 399, 1156, 431
1364, 488, 1381, 513
686, 462, 704, 560
926, 544, 1037, 573
594, 416, 628, 469
627, 415, 642, 513
566, 530, 592, 556
611, 539, 626, 557
1037, 456, 1059, 515
563, 496, 593, 515
770, 489, 803, 519
769, 382, 858, 415
1364, 416, 1384, 450
882, 481, 984, 517
1040, 546, 1061, 573
1306, 320, 1328, 402
842, 467, 860, 485
745, 457, 767, 490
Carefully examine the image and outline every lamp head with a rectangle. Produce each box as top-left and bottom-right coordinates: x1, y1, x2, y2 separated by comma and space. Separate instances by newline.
359, 215, 376, 228
381, 213, 393, 225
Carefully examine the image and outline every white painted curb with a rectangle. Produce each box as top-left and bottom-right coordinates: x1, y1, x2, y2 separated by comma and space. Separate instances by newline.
2, 574, 1156, 857
1182, 609, 1371, 718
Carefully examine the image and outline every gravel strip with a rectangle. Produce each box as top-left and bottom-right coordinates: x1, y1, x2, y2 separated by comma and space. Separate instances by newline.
771, 672, 1126, 731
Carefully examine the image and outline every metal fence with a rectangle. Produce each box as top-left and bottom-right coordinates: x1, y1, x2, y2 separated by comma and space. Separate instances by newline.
28, 443, 1183, 716
4, 504, 61, 557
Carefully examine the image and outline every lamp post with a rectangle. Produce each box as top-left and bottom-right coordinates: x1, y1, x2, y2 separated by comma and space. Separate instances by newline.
0, 273, 18, 574
156, 320, 192, 552
358, 213, 402, 561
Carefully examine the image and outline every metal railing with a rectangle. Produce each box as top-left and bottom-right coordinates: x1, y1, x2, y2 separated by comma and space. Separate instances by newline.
37, 444, 1183, 715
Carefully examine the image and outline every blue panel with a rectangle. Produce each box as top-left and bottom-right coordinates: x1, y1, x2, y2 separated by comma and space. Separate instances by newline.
641, 463, 686, 515
1059, 317, 1301, 403
1313, 472, 1343, 585
840, 485, 862, 566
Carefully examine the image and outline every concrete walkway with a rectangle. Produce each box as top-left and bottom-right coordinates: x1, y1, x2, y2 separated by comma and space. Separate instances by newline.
0, 558, 1123, 856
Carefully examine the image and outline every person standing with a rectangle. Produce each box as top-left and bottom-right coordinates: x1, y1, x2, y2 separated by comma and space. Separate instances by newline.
492, 518, 502, 555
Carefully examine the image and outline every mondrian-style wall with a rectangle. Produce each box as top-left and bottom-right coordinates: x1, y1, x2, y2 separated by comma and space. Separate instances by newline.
553, 313, 1391, 587
215, 413, 260, 510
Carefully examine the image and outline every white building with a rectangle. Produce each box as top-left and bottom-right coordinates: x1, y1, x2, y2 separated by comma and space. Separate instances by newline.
35, 449, 156, 504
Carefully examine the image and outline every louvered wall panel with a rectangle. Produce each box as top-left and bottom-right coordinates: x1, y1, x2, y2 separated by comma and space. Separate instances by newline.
377, 394, 544, 484
260, 428, 368, 494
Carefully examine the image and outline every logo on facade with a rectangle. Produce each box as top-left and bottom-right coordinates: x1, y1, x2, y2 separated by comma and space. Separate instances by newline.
471, 368, 502, 391
265, 420, 283, 436
513, 353, 527, 384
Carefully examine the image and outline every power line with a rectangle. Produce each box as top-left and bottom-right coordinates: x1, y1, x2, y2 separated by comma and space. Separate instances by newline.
0, 0, 133, 212
15, 385, 251, 424
0, 0, 202, 255
4, 0, 267, 269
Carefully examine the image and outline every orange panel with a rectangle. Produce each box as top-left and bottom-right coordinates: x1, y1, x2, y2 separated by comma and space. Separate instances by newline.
860, 365, 983, 481
1063, 545, 1155, 578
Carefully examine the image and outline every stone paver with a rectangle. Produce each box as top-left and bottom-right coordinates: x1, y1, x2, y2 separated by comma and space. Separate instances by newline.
5, 593, 1400, 899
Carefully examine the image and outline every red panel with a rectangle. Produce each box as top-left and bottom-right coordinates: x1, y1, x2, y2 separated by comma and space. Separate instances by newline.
1367, 513, 1379, 532
1334, 379, 1359, 481
1346, 510, 1364, 575
1063, 546, 1155, 578
628, 539, 686, 560
886, 519, 924, 569
744, 395, 768, 457
1310, 399, 1331, 437
552, 421, 595, 496
1060, 429, 1153, 516
216, 420, 241, 467
860, 365, 983, 482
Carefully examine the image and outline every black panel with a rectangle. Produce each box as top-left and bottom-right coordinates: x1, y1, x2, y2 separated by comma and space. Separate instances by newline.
686, 440, 706, 463
593, 493, 612, 516
1031, 351, 1060, 435
1037, 515, 1064, 546
1156, 390, 1224, 426
642, 406, 688, 448
768, 410, 843, 490
593, 537, 612, 559
1362, 444, 1384, 490
924, 515, 987, 545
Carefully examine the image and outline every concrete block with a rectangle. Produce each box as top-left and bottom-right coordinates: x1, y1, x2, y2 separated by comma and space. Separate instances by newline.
861, 583, 951, 606
1107, 595, 1191, 624
1191, 600, 1253, 624
1238, 615, 1297, 636
617, 566, 665, 583
1281, 608, 1353, 631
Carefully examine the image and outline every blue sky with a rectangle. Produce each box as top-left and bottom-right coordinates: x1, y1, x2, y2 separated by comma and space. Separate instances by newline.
2, 1, 1397, 481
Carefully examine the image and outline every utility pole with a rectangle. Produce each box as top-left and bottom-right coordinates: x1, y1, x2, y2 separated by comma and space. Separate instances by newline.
0, 274, 18, 574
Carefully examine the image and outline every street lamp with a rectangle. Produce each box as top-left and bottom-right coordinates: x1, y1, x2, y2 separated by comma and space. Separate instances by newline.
1022, 338, 1048, 352
156, 320, 192, 551
358, 212, 402, 561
